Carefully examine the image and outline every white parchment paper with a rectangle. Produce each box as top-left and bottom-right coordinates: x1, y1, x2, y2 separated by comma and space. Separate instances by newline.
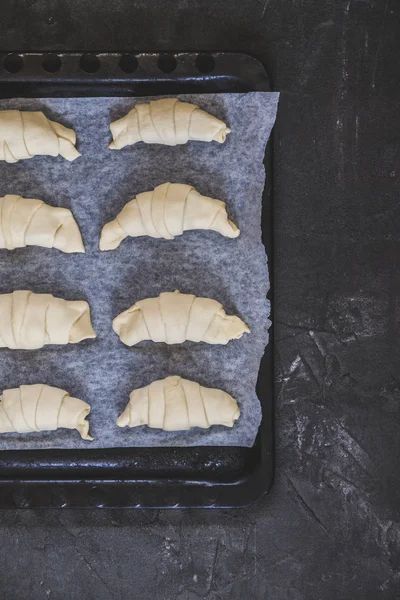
0, 92, 279, 448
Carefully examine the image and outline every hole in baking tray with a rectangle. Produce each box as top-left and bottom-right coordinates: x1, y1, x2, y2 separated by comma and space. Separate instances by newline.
42, 53, 62, 73
118, 54, 138, 74
158, 54, 177, 74
3, 53, 24, 73
80, 53, 101, 73
195, 54, 215, 74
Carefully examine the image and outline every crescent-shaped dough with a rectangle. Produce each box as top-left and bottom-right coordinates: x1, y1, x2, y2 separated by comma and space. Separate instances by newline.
113, 290, 250, 346
0, 195, 84, 253
0, 384, 93, 439
100, 182, 239, 250
109, 98, 231, 149
116, 375, 240, 431
0, 110, 80, 162
0, 291, 96, 349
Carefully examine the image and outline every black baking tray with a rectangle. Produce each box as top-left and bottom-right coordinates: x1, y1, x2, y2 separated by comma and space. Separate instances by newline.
0, 52, 274, 508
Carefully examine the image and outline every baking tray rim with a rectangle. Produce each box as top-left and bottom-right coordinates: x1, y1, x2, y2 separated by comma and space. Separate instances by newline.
0, 51, 274, 509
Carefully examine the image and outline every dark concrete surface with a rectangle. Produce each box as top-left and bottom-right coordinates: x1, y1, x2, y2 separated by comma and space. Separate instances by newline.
0, 1, 400, 599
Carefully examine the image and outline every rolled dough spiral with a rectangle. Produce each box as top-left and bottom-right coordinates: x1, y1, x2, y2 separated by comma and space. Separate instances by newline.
0, 291, 96, 349
0, 110, 80, 162
113, 290, 250, 346
0, 195, 84, 253
0, 384, 92, 440
109, 98, 231, 148
100, 182, 239, 249
117, 375, 240, 431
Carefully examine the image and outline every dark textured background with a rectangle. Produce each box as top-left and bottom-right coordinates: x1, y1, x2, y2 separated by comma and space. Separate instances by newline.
0, 1, 399, 599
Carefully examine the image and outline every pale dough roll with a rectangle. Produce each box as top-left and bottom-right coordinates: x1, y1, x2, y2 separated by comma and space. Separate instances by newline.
0, 195, 84, 253
116, 375, 240, 431
0, 290, 96, 349
100, 182, 239, 250
112, 290, 250, 346
0, 384, 92, 439
109, 98, 231, 149
0, 110, 80, 162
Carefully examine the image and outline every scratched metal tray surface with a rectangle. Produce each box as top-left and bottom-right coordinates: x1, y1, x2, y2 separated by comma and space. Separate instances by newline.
0, 52, 273, 508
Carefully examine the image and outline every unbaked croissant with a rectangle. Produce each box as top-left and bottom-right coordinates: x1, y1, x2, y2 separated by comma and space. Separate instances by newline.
100, 182, 239, 250
113, 290, 250, 346
0, 195, 84, 253
117, 375, 240, 431
0, 384, 92, 439
109, 98, 231, 149
0, 291, 96, 349
0, 110, 80, 162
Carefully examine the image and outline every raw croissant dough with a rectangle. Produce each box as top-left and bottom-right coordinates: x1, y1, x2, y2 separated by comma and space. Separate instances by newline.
0, 384, 92, 439
0, 291, 96, 349
113, 290, 250, 346
117, 375, 240, 431
0, 110, 80, 162
0, 195, 84, 253
109, 98, 231, 149
100, 182, 239, 250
